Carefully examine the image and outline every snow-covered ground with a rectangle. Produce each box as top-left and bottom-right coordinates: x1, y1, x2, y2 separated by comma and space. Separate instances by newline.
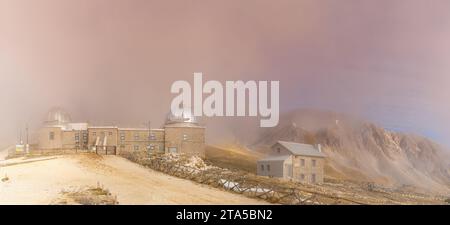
0, 154, 267, 205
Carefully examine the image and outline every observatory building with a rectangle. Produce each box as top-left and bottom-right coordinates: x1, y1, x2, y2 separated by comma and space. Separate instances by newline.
37, 108, 205, 157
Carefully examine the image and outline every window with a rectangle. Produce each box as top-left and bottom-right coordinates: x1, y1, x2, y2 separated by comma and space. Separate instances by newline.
120, 133, 125, 140
267, 165, 270, 171
312, 159, 317, 167
277, 147, 281, 153
134, 145, 139, 151
261, 164, 264, 171
148, 145, 155, 151
108, 132, 113, 136
149, 133, 156, 140
183, 134, 188, 141
49, 132, 55, 140
301, 159, 305, 167
300, 174, 305, 181
134, 133, 139, 140
311, 174, 316, 183
75, 134, 79, 140
93, 132, 96, 136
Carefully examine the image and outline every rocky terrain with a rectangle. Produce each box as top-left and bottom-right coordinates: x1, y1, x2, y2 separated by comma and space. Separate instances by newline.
249, 109, 450, 194
1, 147, 447, 205
145, 149, 449, 204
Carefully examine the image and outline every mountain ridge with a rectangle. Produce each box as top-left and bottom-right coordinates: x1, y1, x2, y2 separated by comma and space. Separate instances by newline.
249, 109, 450, 194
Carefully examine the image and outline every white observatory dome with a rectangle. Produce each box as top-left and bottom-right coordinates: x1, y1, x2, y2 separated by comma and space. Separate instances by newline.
166, 107, 198, 125
45, 107, 72, 125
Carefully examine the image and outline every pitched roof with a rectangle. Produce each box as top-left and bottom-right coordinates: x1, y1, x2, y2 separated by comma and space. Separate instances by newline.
274, 141, 326, 158
259, 154, 291, 162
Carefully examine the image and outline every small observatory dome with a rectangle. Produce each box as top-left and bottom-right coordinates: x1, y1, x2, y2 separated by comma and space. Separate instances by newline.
45, 107, 72, 126
165, 107, 198, 125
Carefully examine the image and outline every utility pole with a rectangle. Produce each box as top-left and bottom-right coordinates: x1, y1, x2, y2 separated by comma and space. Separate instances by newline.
147, 121, 152, 153
19, 128, 23, 145
25, 124, 29, 154
26, 124, 29, 145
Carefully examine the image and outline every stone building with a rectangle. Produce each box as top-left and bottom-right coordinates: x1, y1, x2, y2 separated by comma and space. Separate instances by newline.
117, 128, 165, 154
37, 108, 205, 157
257, 141, 326, 183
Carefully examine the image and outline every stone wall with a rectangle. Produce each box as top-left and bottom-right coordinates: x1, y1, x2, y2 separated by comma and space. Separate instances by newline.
164, 125, 205, 158
117, 129, 165, 155
87, 127, 118, 149
38, 126, 63, 149
292, 156, 324, 183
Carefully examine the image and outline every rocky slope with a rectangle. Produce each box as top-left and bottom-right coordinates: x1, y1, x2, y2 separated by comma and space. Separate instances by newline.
250, 109, 450, 194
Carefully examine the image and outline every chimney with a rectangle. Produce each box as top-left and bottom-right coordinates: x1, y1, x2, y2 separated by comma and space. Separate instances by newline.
317, 144, 322, 152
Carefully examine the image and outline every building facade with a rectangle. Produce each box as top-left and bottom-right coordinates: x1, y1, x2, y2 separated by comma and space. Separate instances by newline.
37, 108, 205, 157
257, 141, 326, 183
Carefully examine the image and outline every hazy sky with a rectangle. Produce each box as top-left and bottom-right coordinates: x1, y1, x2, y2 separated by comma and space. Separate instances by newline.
1, 0, 450, 146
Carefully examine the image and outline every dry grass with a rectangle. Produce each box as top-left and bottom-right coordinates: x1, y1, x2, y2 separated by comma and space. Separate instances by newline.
205, 145, 263, 173
52, 184, 118, 205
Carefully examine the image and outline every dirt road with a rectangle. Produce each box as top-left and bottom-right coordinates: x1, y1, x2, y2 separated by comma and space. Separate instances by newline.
0, 154, 266, 205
